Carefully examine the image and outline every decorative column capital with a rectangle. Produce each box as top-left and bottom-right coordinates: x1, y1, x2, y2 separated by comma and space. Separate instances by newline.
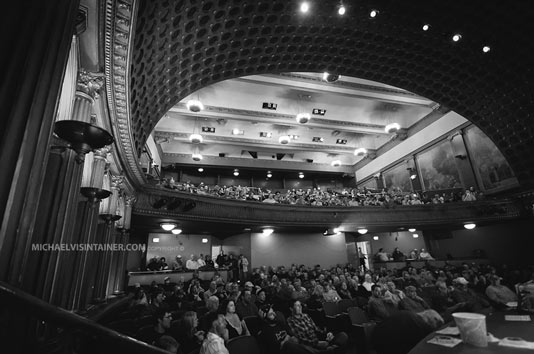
93, 146, 111, 160
77, 69, 105, 99
111, 175, 124, 189
125, 195, 137, 206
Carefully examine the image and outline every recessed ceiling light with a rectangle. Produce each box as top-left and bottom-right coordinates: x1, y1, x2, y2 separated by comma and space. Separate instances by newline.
160, 222, 177, 231
189, 133, 203, 144
202, 238, 208, 243
413, 233, 419, 238
369, 9, 379, 18
232, 128, 244, 135
233, 169, 239, 177
198, 167, 204, 172
331, 160, 342, 167
338, 5, 346, 15
452, 33, 462, 42
279, 135, 290, 144
172, 228, 182, 235
153, 237, 160, 243
267, 171, 272, 178
186, 99, 204, 112
298, 172, 304, 179
296, 112, 311, 124
482, 46, 491, 53
322, 72, 340, 82
385, 123, 400, 133
354, 147, 367, 156
358, 228, 368, 235
262, 228, 274, 235
408, 228, 416, 232
464, 223, 476, 230
373, 236, 379, 240
300, 2, 309, 13
422, 24, 430, 31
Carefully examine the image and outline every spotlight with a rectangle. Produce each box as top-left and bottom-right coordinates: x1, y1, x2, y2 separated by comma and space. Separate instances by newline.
452, 34, 462, 42
189, 133, 203, 144
160, 222, 177, 231
464, 223, 476, 230
354, 148, 367, 156
358, 228, 368, 235
172, 228, 182, 235
192, 153, 203, 161
198, 167, 204, 172
413, 233, 419, 238
385, 123, 400, 133
298, 172, 304, 179
369, 9, 379, 18
333, 227, 341, 234
300, 2, 309, 13
338, 5, 346, 15
296, 112, 311, 124
331, 160, 342, 167
322, 72, 340, 82
408, 228, 416, 233
482, 46, 491, 53
233, 169, 239, 177
262, 228, 274, 236
279, 135, 290, 144
186, 99, 204, 112
422, 24, 430, 31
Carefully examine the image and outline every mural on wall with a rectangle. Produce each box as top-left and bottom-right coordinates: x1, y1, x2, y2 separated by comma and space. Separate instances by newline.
416, 140, 462, 191
357, 176, 378, 190
383, 162, 412, 192
464, 126, 518, 192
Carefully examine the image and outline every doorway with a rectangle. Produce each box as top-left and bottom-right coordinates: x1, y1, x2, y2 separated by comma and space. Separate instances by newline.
356, 241, 371, 272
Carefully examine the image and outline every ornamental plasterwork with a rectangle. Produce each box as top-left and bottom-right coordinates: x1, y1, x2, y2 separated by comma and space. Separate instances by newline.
104, 0, 146, 186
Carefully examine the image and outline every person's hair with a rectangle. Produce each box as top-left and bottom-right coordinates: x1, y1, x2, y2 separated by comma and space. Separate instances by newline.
178, 312, 196, 338
154, 335, 179, 352
371, 284, 381, 291
220, 299, 235, 314
203, 311, 221, 333
405, 285, 417, 292
206, 295, 219, 312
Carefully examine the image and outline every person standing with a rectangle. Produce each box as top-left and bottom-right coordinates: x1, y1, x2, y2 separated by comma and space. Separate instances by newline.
238, 254, 249, 281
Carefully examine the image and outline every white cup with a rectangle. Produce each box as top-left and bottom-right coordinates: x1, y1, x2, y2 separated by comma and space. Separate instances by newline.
452, 312, 487, 347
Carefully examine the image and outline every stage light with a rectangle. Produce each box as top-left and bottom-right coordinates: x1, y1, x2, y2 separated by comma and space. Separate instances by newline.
262, 228, 274, 236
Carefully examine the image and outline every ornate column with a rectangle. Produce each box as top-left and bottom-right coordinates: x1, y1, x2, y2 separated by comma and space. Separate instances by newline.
67, 147, 111, 311
92, 174, 122, 302
109, 195, 135, 295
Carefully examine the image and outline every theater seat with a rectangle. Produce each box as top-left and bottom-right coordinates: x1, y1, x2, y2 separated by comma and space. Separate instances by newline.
226, 335, 261, 354
348, 307, 375, 354
243, 316, 261, 337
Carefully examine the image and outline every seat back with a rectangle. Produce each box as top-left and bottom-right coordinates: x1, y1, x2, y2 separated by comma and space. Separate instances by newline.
243, 316, 261, 337
338, 299, 353, 313
322, 301, 339, 317
348, 306, 369, 325
227, 335, 261, 354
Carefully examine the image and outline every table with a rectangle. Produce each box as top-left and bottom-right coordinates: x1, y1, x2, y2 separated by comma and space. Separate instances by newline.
408, 311, 534, 353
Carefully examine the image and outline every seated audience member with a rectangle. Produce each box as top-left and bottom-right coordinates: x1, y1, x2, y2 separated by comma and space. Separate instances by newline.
222, 299, 250, 339
392, 247, 405, 261
258, 304, 307, 354
361, 273, 375, 294
204, 281, 219, 300
147, 256, 161, 271
322, 284, 341, 303
451, 277, 492, 314
197, 253, 206, 268
431, 281, 465, 321
292, 279, 310, 302
337, 281, 352, 300
408, 249, 420, 260
200, 312, 230, 354
255, 288, 268, 309
204, 254, 215, 268
186, 254, 199, 270
154, 335, 180, 354
367, 284, 391, 322
199, 296, 220, 331
399, 286, 430, 313
287, 300, 348, 353
171, 255, 184, 271
418, 249, 434, 261
138, 308, 173, 345
371, 310, 443, 354
167, 284, 186, 311
236, 289, 259, 318
159, 257, 169, 270
383, 281, 404, 309
130, 288, 148, 308
375, 248, 390, 262
485, 275, 518, 308
149, 288, 168, 314
175, 311, 205, 354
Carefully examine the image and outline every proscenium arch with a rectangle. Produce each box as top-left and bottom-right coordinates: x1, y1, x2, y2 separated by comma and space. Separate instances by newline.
130, 0, 534, 188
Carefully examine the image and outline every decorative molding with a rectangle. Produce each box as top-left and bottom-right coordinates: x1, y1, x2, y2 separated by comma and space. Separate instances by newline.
104, 0, 145, 187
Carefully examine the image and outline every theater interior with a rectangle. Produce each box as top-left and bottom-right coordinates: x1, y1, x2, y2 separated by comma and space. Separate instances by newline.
1, 1, 534, 353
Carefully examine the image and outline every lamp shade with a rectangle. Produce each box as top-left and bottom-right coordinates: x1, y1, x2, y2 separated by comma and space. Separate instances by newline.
357, 228, 368, 235
161, 222, 177, 231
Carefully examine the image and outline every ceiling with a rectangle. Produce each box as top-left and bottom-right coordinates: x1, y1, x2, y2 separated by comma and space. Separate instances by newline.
152, 72, 439, 173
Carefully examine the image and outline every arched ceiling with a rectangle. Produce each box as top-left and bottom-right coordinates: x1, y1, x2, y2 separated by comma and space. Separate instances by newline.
130, 0, 534, 188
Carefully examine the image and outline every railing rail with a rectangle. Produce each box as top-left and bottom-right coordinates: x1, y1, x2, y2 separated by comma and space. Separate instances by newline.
0, 281, 169, 354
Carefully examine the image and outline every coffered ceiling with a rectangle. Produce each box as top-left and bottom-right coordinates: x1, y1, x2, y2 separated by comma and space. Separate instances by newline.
152, 72, 439, 173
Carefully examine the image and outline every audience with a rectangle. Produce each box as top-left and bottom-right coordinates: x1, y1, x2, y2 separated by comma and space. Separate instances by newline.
118, 256, 534, 354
